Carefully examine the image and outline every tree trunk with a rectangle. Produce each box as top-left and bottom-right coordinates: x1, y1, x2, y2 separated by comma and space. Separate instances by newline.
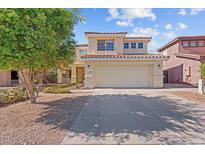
35, 71, 44, 99
19, 69, 37, 103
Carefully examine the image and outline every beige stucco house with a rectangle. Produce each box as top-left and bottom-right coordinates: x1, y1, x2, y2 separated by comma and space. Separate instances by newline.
0, 70, 19, 87
58, 32, 168, 88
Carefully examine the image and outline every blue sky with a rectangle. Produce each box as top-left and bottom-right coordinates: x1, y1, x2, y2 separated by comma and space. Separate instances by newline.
74, 8, 205, 51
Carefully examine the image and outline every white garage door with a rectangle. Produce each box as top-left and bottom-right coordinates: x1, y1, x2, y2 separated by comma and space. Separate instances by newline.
94, 65, 150, 88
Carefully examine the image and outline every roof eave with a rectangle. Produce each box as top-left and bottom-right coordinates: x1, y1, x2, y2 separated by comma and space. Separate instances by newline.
81, 57, 169, 62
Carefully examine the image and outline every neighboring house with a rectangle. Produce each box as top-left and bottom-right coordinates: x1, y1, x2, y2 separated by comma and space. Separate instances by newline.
158, 35, 205, 85
0, 70, 19, 87
58, 32, 168, 88
57, 44, 88, 84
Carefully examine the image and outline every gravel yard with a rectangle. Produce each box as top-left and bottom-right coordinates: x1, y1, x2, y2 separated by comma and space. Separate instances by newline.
0, 92, 90, 144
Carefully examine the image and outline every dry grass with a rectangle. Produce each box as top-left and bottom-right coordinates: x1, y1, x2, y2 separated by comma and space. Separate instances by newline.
0, 92, 90, 144
167, 91, 205, 104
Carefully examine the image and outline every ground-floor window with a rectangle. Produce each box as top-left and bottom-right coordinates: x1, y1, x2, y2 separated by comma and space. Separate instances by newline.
11, 70, 19, 84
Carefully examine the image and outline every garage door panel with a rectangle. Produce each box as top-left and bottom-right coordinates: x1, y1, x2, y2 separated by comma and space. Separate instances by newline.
94, 65, 150, 88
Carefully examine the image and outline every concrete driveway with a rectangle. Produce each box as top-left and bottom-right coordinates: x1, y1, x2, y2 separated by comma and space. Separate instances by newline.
62, 89, 205, 144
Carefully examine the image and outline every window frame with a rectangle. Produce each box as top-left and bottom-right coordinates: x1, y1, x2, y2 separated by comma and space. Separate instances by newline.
131, 42, 136, 49
182, 40, 205, 47
190, 40, 197, 47
182, 41, 189, 47
105, 40, 114, 51
97, 40, 114, 51
79, 50, 87, 56
198, 40, 205, 47
124, 43, 129, 49
138, 42, 144, 49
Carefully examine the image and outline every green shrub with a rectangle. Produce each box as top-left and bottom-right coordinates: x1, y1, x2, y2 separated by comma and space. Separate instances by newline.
0, 87, 29, 104
200, 63, 205, 80
45, 72, 57, 83
43, 83, 76, 94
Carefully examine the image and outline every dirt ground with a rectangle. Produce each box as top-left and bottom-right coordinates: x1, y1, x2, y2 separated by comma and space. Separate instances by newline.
0, 92, 91, 144
167, 91, 205, 104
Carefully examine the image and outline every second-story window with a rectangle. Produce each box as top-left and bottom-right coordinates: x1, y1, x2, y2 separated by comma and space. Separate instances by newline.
131, 43, 136, 49
106, 40, 114, 51
138, 43, 143, 49
182, 41, 189, 47
198, 40, 205, 46
97, 40, 114, 51
124, 43, 129, 49
79, 50, 87, 56
190, 41, 197, 47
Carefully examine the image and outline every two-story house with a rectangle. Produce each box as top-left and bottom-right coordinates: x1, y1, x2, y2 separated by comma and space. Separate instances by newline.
158, 35, 205, 85
58, 32, 168, 88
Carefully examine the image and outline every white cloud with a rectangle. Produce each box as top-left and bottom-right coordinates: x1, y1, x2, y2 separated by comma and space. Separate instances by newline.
190, 8, 205, 15
133, 27, 160, 37
154, 24, 159, 28
178, 8, 205, 16
178, 9, 187, 16
120, 8, 156, 21
106, 8, 119, 21
106, 9, 156, 26
149, 40, 160, 51
177, 22, 187, 29
165, 24, 173, 30
161, 31, 176, 40
116, 20, 133, 27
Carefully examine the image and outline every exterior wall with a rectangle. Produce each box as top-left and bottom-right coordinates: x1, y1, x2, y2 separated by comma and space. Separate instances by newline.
87, 36, 149, 55
152, 61, 164, 88
84, 60, 164, 88
161, 42, 201, 85
115, 37, 124, 53
123, 39, 148, 54
0, 71, 11, 86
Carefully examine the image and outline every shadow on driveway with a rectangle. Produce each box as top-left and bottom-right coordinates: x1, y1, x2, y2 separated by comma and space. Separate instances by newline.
36, 92, 205, 144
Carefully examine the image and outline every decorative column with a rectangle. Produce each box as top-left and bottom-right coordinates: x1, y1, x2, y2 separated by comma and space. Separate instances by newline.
57, 69, 63, 83
71, 65, 77, 83
84, 63, 94, 88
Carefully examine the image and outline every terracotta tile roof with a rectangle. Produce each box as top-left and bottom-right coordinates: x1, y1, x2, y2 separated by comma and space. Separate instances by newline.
177, 35, 205, 40
85, 32, 127, 35
76, 44, 88, 47
125, 36, 152, 39
81, 54, 167, 59
158, 35, 205, 52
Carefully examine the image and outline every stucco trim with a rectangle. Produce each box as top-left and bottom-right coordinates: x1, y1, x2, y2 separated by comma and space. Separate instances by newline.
175, 53, 201, 60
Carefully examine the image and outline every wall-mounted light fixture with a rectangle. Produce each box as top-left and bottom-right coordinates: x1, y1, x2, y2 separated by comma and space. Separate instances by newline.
87, 65, 92, 73
158, 64, 161, 69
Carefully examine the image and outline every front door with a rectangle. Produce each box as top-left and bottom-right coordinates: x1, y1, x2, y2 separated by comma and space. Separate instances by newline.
76, 67, 85, 83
